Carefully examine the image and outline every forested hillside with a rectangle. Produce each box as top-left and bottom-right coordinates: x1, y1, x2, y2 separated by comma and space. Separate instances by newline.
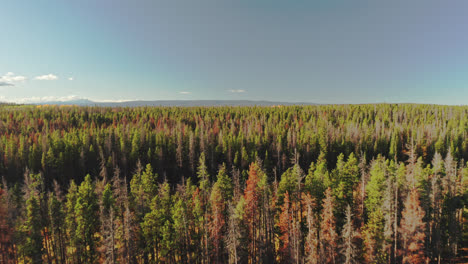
0, 104, 467, 263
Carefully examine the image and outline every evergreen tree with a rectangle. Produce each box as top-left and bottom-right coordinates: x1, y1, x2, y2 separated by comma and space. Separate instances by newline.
341, 205, 358, 264
197, 153, 210, 193
216, 163, 233, 201
171, 194, 189, 263
65, 180, 79, 263
225, 202, 241, 264
243, 162, 262, 262
0, 104, 466, 263
320, 187, 338, 264
99, 183, 116, 264
23, 195, 43, 264
278, 191, 292, 261
209, 182, 226, 263
0, 188, 13, 263
399, 188, 427, 264
363, 157, 387, 262
75, 174, 100, 263
304, 194, 319, 264
305, 152, 329, 203
48, 192, 66, 264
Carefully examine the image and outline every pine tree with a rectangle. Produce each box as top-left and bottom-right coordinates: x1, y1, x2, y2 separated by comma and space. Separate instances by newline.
363, 157, 387, 262
48, 192, 66, 264
130, 163, 158, 218
320, 187, 337, 264
305, 152, 329, 203
279, 191, 292, 261
341, 205, 357, 264
99, 183, 116, 264
0, 188, 14, 264
75, 174, 100, 263
304, 194, 319, 264
399, 188, 427, 264
129, 163, 158, 261
65, 180, 79, 263
196, 153, 210, 263
382, 161, 398, 263
171, 194, 189, 263
243, 162, 262, 263
429, 152, 443, 262
209, 182, 226, 263
141, 181, 173, 262
443, 150, 459, 257
23, 195, 43, 264
363, 210, 385, 263
216, 163, 233, 201
225, 202, 241, 264
111, 170, 136, 263
158, 182, 175, 262
197, 153, 210, 193
278, 163, 303, 202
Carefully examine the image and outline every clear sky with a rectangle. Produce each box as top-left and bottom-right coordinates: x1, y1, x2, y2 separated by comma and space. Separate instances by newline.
1, 0, 468, 104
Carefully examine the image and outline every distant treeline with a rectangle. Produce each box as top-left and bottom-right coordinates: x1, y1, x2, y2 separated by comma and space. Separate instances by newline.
0, 104, 466, 185
0, 104, 467, 263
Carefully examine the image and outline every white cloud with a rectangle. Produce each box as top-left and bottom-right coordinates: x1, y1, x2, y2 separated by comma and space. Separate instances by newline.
9, 95, 82, 104
178, 91, 191, 94
68, 77, 74, 81
0, 72, 27, 86
1, 95, 135, 104
227, 89, 246, 93
96, 99, 132, 103
0, 82, 13, 86
35, 74, 58, 81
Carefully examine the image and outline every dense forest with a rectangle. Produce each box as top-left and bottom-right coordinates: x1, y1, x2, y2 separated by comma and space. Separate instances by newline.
0, 104, 467, 263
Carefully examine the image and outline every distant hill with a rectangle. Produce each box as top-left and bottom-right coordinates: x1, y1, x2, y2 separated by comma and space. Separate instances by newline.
25, 99, 316, 107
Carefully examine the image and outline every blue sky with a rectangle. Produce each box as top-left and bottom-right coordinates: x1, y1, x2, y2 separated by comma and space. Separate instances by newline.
1, 0, 468, 104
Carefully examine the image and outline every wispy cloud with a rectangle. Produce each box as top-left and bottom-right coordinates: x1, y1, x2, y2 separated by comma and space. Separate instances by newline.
35, 74, 58, 81
96, 99, 133, 103
227, 89, 246, 93
9, 95, 82, 104
178, 91, 191, 94
1, 95, 135, 104
0, 72, 27, 86
0, 82, 13, 86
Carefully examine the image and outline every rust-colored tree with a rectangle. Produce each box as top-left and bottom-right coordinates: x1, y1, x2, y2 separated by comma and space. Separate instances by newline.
304, 194, 319, 264
341, 205, 358, 264
320, 187, 338, 264
399, 188, 427, 264
278, 191, 291, 261
0, 188, 14, 264
209, 182, 226, 263
243, 162, 261, 263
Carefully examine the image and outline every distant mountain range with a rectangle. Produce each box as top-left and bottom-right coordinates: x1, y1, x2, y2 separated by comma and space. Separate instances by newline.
22, 99, 316, 107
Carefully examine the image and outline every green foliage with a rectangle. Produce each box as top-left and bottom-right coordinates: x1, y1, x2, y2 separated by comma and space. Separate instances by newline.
366, 156, 387, 213
0, 104, 467, 263
278, 163, 303, 203
102, 183, 115, 212
197, 153, 210, 192
23, 196, 43, 264
130, 163, 158, 219
75, 175, 99, 263
216, 163, 233, 201
305, 152, 329, 202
